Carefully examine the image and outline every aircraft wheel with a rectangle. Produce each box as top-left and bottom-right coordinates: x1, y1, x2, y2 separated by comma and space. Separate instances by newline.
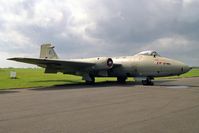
148, 81, 154, 86
142, 80, 147, 85
142, 78, 154, 86
117, 76, 127, 84
85, 76, 95, 85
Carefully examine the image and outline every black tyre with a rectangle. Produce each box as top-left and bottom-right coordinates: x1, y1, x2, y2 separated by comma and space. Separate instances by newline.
85, 76, 95, 84
117, 77, 127, 83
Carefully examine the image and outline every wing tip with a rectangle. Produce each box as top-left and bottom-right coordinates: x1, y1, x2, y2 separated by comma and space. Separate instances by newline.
7, 58, 15, 60
7, 57, 23, 61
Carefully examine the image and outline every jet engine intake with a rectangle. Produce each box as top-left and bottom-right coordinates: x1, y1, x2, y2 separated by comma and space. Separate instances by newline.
94, 57, 113, 70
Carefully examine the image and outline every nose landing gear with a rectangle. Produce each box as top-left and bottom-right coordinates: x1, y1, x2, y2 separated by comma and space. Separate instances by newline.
142, 77, 154, 86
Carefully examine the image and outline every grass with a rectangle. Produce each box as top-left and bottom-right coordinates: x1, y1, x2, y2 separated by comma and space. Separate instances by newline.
179, 68, 199, 78
160, 68, 199, 79
0, 68, 198, 90
0, 68, 116, 90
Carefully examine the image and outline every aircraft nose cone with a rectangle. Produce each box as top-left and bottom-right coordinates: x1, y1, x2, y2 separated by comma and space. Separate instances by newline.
182, 64, 191, 73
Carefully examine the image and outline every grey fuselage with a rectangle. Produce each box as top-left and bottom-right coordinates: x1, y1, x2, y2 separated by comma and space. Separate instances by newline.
62, 54, 190, 78
109, 55, 190, 78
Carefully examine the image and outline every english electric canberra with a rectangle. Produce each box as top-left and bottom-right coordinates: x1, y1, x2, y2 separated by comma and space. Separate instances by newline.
8, 44, 191, 85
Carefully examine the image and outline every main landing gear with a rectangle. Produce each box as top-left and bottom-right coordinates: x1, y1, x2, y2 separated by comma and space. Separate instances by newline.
117, 76, 127, 84
85, 76, 95, 84
83, 74, 95, 84
142, 77, 154, 86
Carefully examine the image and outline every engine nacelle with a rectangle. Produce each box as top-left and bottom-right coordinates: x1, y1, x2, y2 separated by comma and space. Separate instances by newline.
93, 57, 113, 70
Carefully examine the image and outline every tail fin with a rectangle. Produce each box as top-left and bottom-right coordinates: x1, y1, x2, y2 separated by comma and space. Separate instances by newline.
40, 44, 59, 59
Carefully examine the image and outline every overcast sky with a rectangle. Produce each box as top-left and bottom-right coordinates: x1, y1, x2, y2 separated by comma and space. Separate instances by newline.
0, 0, 199, 67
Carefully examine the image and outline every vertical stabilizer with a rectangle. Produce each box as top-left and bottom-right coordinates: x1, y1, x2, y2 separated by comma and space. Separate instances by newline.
40, 44, 59, 59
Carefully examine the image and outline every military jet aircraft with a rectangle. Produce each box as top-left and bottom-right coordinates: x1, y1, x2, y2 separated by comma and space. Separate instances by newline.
8, 44, 191, 85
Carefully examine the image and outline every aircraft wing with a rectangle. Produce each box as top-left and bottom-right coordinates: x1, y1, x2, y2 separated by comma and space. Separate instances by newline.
8, 57, 94, 66
8, 57, 122, 73
7, 57, 95, 72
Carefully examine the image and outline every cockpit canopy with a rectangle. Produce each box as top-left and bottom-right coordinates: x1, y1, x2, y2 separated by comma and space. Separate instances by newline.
136, 50, 160, 57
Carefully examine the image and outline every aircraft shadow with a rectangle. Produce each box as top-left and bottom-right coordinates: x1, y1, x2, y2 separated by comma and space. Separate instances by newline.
153, 79, 177, 84
155, 84, 199, 88
30, 79, 199, 91
30, 79, 179, 91
0, 90, 19, 94
31, 79, 80, 83
154, 80, 199, 88
30, 81, 137, 91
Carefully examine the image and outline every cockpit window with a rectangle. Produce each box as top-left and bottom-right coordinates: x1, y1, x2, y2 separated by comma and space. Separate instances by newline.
136, 51, 160, 57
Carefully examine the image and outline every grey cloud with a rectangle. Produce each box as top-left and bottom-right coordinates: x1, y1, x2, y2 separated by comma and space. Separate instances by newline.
0, 0, 198, 67
86, 0, 182, 43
